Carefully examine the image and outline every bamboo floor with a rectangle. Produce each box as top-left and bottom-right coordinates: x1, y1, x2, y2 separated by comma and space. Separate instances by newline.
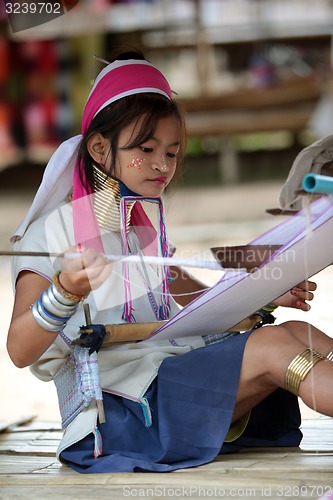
0, 417, 332, 500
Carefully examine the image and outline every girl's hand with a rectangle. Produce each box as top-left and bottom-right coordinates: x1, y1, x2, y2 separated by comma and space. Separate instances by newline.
59, 245, 112, 297
272, 280, 317, 311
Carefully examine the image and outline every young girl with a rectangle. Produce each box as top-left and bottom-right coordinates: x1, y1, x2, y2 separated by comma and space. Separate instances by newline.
7, 50, 333, 473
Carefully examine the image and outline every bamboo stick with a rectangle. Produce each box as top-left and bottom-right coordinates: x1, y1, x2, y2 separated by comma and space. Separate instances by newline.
75, 314, 263, 346
0, 250, 224, 271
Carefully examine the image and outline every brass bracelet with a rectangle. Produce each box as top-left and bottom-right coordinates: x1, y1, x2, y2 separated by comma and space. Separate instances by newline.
53, 271, 89, 303
285, 348, 325, 396
326, 349, 333, 361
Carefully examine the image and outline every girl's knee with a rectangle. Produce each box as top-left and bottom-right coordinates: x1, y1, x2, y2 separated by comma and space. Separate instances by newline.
247, 323, 314, 365
260, 323, 299, 345
280, 320, 308, 329
279, 320, 314, 337
246, 325, 298, 362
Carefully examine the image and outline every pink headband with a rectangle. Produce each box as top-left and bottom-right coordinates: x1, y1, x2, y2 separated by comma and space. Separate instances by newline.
82, 59, 173, 134
73, 59, 173, 251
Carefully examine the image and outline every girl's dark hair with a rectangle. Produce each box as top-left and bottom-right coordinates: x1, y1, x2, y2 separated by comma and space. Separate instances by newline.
77, 49, 187, 191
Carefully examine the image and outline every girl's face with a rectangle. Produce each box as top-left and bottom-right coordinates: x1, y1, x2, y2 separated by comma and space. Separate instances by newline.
114, 115, 180, 197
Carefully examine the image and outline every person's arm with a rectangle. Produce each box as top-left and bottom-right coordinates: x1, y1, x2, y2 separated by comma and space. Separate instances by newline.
7, 271, 59, 368
7, 247, 112, 368
271, 280, 317, 311
168, 266, 207, 307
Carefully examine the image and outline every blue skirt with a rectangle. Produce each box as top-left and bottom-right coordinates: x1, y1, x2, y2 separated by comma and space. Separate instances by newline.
60, 331, 302, 473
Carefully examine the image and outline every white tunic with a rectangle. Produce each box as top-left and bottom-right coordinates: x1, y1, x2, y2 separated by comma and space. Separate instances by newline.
11, 202, 205, 459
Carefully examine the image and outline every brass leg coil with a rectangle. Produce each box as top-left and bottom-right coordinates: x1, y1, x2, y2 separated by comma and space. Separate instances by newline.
327, 349, 333, 361
285, 348, 325, 396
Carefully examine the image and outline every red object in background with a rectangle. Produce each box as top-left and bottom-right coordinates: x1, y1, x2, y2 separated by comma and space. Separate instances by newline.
0, 39, 9, 85
0, 102, 13, 146
39, 41, 58, 74
62, 0, 80, 12
18, 39, 64, 155
0, 101, 21, 168
20, 41, 58, 75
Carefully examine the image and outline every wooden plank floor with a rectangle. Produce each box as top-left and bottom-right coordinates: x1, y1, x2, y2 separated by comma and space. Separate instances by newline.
0, 418, 332, 499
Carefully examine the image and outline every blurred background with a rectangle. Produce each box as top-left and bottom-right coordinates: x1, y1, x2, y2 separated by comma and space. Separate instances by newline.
2, 0, 333, 184
0, 0, 333, 423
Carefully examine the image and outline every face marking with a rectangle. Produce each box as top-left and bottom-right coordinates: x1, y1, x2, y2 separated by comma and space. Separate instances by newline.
160, 154, 168, 172
115, 115, 180, 197
128, 155, 145, 172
